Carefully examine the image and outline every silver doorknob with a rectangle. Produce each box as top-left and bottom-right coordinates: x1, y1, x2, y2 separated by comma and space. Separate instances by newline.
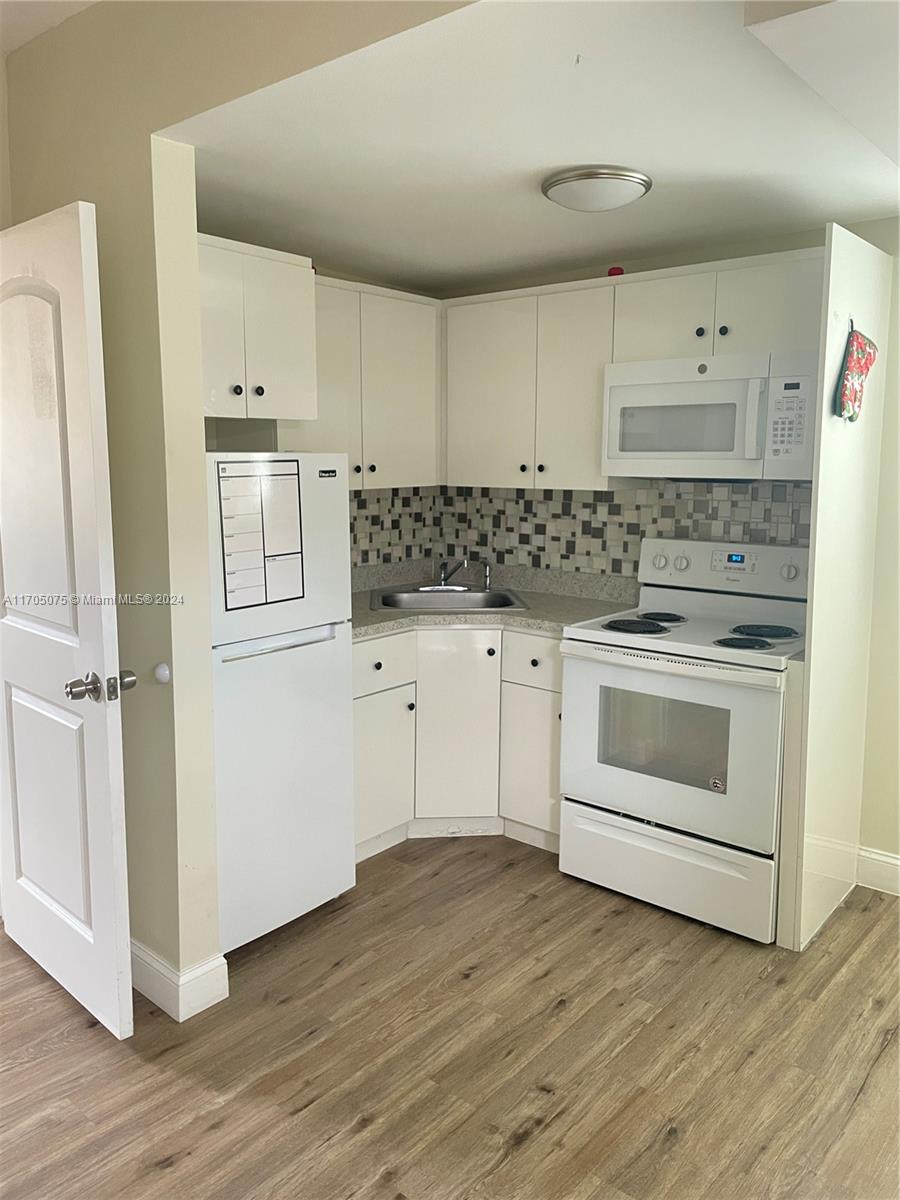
65, 671, 103, 702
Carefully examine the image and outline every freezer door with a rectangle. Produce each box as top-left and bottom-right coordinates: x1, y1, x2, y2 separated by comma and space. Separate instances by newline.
213, 622, 355, 953
208, 452, 351, 646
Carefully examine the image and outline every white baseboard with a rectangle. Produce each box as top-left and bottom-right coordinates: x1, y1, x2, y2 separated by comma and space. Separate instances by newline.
356, 823, 409, 863
131, 941, 229, 1022
857, 847, 900, 896
407, 816, 504, 838
503, 818, 559, 854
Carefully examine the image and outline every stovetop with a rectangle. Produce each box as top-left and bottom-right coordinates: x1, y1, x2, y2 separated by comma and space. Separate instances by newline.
565, 591, 806, 671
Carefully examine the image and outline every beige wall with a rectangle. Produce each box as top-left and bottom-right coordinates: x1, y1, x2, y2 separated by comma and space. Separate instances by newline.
5, 0, 465, 969
0, 52, 10, 229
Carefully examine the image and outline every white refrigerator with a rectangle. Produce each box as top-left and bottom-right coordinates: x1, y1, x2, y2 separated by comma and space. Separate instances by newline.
207, 451, 354, 953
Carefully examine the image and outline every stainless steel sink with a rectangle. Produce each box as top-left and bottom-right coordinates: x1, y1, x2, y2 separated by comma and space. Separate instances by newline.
370, 586, 527, 612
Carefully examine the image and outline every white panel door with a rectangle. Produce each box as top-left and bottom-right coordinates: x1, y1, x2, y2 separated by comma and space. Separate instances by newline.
243, 254, 317, 421
353, 683, 416, 843
415, 629, 501, 817
613, 272, 717, 362
0, 203, 133, 1038
361, 293, 438, 489
535, 288, 614, 490
713, 259, 824, 355
499, 683, 562, 835
199, 243, 246, 417
446, 297, 537, 487
279, 284, 363, 474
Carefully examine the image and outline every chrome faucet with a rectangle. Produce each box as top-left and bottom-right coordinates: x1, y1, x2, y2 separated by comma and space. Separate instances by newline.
439, 557, 467, 586
481, 558, 492, 591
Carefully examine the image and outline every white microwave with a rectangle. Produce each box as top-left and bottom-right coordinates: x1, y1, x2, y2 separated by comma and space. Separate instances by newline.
602, 352, 817, 480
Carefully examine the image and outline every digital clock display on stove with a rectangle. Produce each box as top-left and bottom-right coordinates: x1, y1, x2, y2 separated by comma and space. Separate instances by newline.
727, 553, 745, 564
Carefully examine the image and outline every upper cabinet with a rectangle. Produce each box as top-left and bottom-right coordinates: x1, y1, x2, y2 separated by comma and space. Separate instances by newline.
613, 272, 717, 362
446, 296, 538, 488
613, 257, 823, 363
283, 281, 439, 489
199, 235, 316, 421
711, 259, 823, 355
535, 288, 614, 491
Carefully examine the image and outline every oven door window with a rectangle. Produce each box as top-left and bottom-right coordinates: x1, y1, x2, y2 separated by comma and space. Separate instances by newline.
619, 402, 737, 454
597, 686, 731, 793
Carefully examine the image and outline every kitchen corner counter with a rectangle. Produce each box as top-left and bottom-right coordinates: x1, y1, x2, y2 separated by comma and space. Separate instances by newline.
351, 588, 624, 640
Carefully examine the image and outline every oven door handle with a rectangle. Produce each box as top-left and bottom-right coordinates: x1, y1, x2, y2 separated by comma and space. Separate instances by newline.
560, 639, 786, 691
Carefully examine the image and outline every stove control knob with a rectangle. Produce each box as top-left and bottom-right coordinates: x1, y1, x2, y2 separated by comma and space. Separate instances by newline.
652, 553, 668, 570
781, 563, 800, 581
673, 555, 690, 572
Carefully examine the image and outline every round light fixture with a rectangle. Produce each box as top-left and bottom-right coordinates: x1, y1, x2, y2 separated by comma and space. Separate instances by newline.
541, 165, 652, 212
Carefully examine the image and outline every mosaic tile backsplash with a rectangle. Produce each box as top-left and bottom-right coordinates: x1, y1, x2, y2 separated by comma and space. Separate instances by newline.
350, 481, 812, 578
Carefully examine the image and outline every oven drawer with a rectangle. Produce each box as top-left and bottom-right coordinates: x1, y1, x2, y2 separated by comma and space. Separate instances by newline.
559, 800, 776, 943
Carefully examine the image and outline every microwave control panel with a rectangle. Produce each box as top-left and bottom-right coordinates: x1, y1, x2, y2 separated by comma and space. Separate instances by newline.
764, 372, 814, 479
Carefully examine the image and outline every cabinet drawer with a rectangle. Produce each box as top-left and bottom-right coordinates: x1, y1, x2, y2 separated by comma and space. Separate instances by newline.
352, 631, 417, 697
502, 631, 562, 691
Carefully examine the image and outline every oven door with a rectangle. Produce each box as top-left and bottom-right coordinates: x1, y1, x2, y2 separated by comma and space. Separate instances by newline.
559, 640, 785, 855
602, 354, 769, 479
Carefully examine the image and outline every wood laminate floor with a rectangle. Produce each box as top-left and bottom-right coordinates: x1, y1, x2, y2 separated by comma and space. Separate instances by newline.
1, 836, 898, 1200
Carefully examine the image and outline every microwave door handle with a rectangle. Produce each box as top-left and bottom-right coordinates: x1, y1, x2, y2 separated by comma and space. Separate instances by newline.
744, 379, 764, 458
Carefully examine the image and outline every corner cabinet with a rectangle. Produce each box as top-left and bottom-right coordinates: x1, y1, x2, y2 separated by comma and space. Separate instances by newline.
198, 234, 317, 421
281, 279, 439, 489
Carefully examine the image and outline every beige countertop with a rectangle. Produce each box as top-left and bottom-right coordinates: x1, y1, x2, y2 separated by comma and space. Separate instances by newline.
351, 588, 624, 640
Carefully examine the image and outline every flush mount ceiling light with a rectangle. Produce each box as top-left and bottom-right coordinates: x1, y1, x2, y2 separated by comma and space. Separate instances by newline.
541, 165, 652, 212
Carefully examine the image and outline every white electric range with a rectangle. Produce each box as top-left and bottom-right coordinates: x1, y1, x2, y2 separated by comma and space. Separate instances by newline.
558, 536, 807, 944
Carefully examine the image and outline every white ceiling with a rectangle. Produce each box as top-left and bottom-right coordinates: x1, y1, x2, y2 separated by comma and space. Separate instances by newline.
164, 1, 900, 296
748, 0, 899, 165
0, 1, 94, 55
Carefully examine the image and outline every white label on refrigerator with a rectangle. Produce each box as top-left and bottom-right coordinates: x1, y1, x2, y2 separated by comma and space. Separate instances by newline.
218, 460, 305, 609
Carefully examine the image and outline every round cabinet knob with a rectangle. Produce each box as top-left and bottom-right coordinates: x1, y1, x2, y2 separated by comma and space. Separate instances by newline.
673, 554, 690, 572
254, 386, 265, 396
231, 384, 243, 396
487, 647, 496, 657
373, 660, 383, 671
368, 464, 377, 473
718, 325, 729, 336
652, 553, 669, 570
519, 464, 528, 473
781, 563, 800, 581
407, 702, 416, 712
695, 327, 706, 338
537, 464, 546, 473
530, 658, 540, 668
353, 465, 362, 474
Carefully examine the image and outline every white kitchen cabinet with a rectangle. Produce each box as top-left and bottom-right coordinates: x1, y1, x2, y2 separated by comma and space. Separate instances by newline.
446, 297, 538, 488
535, 287, 614, 490
415, 628, 501, 818
713, 259, 823, 355
353, 683, 417, 844
281, 284, 364, 472
361, 293, 438, 488
499, 682, 562, 835
613, 272, 717, 363
199, 235, 317, 421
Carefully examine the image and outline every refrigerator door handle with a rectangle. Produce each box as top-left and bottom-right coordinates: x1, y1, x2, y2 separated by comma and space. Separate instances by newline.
220, 625, 336, 664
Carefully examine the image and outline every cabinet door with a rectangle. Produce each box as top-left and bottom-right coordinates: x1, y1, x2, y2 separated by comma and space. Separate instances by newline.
278, 284, 363, 471
535, 288, 613, 490
713, 259, 823, 355
243, 254, 317, 421
613, 272, 716, 362
499, 683, 562, 835
353, 683, 416, 844
446, 297, 537, 487
199, 243, 247, 417
361, 293, 438, 489
415, 629, 501, 818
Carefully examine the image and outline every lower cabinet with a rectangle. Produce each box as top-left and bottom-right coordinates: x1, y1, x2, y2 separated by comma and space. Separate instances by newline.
353, 682, 417, 844
499, 682, 563, 835
415, 628, 501, 818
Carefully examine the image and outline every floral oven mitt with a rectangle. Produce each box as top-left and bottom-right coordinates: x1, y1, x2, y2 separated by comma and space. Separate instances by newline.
834, 323, 878, 422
